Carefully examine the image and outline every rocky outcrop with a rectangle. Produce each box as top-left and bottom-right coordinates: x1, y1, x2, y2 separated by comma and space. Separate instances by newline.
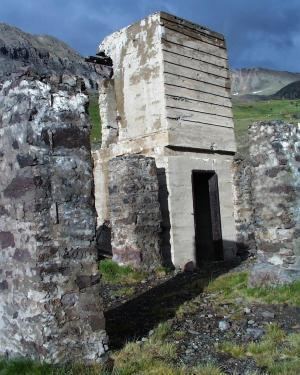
108, 155, 162, 270
234, 121, 300, 286
0, 23, 111, 89
0, 71, 108, 362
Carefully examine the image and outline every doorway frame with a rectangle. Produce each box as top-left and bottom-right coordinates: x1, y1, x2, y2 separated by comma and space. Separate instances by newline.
191, 169, 224, 265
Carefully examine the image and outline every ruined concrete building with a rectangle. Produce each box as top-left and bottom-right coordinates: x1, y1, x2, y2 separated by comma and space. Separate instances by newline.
94, 12, 237, 268
0, 10, 299, 365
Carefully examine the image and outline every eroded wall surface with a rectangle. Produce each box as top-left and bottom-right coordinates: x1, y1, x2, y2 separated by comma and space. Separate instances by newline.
0, 71, 108, 362
108, 155, 162, 269
234, 121, 300, 285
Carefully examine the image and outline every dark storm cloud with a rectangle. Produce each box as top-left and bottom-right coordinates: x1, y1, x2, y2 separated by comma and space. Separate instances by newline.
1, 0, 300, 71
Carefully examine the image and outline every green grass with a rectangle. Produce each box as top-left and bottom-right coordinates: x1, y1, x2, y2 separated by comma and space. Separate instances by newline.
88, 94, 101, 145
217, 324, 300, 374
111, 286, 135, 298
0, 323, 225, 375
0, 359, 108, 375
112, 321, 224, 375
206, 272, 300, 307
99, 259, 146, 285
232, 98, 300, 154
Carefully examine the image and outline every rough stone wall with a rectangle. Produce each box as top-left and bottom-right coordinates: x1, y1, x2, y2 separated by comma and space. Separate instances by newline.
234, 121, 300, 285
108, 155, 162, 270
0, 71, 108, 362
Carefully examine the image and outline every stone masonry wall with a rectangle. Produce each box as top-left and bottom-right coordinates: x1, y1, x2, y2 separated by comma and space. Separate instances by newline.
108, 155, 162, 270
0, 71, 108, 362
234, 121, 300, 285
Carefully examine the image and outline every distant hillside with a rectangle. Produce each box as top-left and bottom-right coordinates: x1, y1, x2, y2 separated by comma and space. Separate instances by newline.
231, 68, 300, 97
0, 23, 99, 89
271, 81, 300, 100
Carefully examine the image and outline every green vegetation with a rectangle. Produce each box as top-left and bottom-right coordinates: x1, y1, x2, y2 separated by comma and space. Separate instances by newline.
176, 298, 202, 319
99, 259, 146, 284
2, 271, 300, 374
111, 286, 135, 298
232, 98, 300, 153
112, 322, 224, 375
0, 323, 224, 375
217, 324, 300, 375
88, 94, 101, 145
0, 358, 108, 375
206, 271, 300, 306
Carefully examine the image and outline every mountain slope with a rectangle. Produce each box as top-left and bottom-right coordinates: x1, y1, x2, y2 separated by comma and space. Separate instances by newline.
231, 68, 300, 97
0, 23, 99, 89
271, 80, 300, 100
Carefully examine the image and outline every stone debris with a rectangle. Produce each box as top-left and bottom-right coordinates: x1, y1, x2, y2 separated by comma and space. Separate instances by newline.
246, 328, 264, 340
218, 320, 230, 331
261, 311, 275, 319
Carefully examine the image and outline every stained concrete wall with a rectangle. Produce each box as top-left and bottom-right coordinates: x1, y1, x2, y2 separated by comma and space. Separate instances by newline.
94, 12, 237, 268
0, 71, 108, 362
161, 13, 235, 152
99, 13, 167, 142
166, 153, 236, 266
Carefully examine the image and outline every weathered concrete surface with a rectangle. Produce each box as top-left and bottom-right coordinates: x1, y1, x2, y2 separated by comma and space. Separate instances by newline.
94, 12, 237, 268
166, 152, 237, 266
234, 121, 300, 285
99, 13, 166, 143
108, 155, 162, 269
0, 71, 108, 362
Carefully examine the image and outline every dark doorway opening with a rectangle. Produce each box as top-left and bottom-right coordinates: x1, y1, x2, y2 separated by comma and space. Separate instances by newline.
192, 170, 223, 265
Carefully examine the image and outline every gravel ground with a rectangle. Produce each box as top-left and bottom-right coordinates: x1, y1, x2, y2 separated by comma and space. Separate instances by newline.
101, 259, 300, 374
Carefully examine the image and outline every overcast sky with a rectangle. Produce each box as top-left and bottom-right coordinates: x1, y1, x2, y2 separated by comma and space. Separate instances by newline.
1, 0, 300, 72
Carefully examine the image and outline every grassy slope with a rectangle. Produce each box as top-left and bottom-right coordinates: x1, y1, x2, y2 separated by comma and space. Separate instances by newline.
1, 272, 299, 374
89, 94, 101, 145
232, 98, 300, 153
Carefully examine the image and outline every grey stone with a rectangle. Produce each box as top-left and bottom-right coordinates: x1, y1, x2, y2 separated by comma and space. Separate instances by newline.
261, 311, 275, 319
0, 231, 15, 249
218, 320, 230, 331
188, 329, 200, 335
184, 261, 196, 272
248, 262, 294, 287
246, 328, 264, 340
